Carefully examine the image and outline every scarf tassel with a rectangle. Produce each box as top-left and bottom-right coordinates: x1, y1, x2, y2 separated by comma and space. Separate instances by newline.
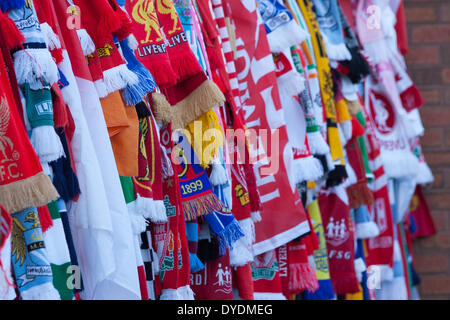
0, 172, 59, 214
321, 33, 352, 62
307, 131, 330, 156
304, 279, 335, 300
39, 23, 61, 51
326, 164, 348, 188
151, 92, 174, 125
136, 196, 168, 223
134, 101, 152, 119
266, 19, 309, 53
31, 126, 66, 163
160, 285, 195, 300
216, 218, 245, 255
251, 211, 262, 223
230, 218, 255, 267
0, 12, 25, 49
293, 155, 324, 183
343, 47, 371, 84
102, 64, 139, 96
127, 201, 148, 235
182, 193, 224, 221
347, 183, 374, 209
209, 162, 228, 187
122, 63, 156, 106
355, 221, 380, 239
76, 29, 96, 56
289, 262, 319, 293
189, 253, 205, 273
13, 49, 59, 90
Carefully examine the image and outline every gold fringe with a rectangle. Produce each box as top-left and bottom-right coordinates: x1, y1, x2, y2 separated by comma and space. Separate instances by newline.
345, 99, 363, 115
347, 182, 375, 209
0, 172, 59, 213
171, 80, 225, 130
152, 92, 175, 125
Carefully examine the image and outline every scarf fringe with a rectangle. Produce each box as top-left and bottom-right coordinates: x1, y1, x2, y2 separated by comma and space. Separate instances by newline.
293, 155, 324, 183
122, 63, 156, 106
171, 79, 225, 130
160, 285, 195, 300
345, 47, 371, 83
209, 162, 228, 186
94, 79, 108, 98
304, 279, 335, 300
20, 281, 60, 300
40, 23, 61, 51
0, 12, 25, 49
416, 162, 434, 185
326, 164, 347, 188
307, 131, 330, 155
217, 217, 245, 255
76, 29, 96, 56
31, 126, 66, 163
289, 262, 319, 293
230, 218, 255, 267
134, 101, 151, 119
182, 193, 224, 221
0, 172, 59, 213
380, 149, 420, 179
253, 292, 287, 300
126, 201, 148, 235
136, 196, 168, 223
103, 64, 140, 96
321, 33, 352, 62
189, 253, 205, 273
355, 220, 380, 239
267, 19, 309, 53
152, 92, 174, 125
277, 70, 305, 97
13, 48, 59, 90
0, 0, 25, 11
251, 211, 262, 223
347, 183, 375, 209
127, 34, 139, 51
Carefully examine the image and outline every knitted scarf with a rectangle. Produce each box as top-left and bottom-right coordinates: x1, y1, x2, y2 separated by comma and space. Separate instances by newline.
252, 250, 286, 300
296, 0, 347, 183
0, 205, 15, 299
318, 185, 360, 295
408, 185, 436, 240
257, 0, 308, 53
311, 0, 351, 61
0, 45, 59, 214
232, 262, 254, 300
10, 207, 60, 299
304, 197, 335, 300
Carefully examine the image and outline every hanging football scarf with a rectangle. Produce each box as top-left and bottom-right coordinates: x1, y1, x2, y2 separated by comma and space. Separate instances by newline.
7, 0, 59, 90
252, 250, 286, 300
304, 197, 335, 300
0, 205, 15, 300
318, 186, 360, 295
409, 136, 433, 185
363, 75, 419, 179
191, 250, 234, 300
232, 263, 255, 300
124, 0, 178, 89
10, 207, 60, 300
296, 0, 346, 179
229, 0, 310, 255
408, 185, 436, 240
310, 0, 351, 61
0, 47, 59, 214
257, 0, 308, 53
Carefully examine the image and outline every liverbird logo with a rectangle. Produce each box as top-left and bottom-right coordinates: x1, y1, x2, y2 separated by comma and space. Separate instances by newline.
132, 0, 163, 44
0, 97, 14, 163
156, 0, 182, 35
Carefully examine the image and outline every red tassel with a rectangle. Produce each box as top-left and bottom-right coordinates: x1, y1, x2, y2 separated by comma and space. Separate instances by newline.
400, 84, 424, 112
37, 205, 53, 233
109, 0, 133, 41
0, 12, 25, 49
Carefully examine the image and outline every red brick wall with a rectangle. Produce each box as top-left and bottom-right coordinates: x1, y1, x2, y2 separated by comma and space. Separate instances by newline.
404, 0, 450, 300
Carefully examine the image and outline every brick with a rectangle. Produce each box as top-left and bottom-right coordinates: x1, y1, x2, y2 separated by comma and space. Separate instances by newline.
424, 193, 450, 209
431, 211, 448, 231
420, 89, 440, 105
443, 68, 450, 84
405, 6, 436, 23
420, 107, 450, 127
409, 67, 445, 86
435, 233, 450, 249
423, 151, 450, 167
439, 4, 450, 22
414, 254, 448, 273
430, 170, 443, 188
416, 235, 436, 249
421, 127, 443, 148
405, 46, 440, 65
411, 25, 450, 43
441, 46, 450, 65
446, 129, 450, 147
420, 276, 450, 295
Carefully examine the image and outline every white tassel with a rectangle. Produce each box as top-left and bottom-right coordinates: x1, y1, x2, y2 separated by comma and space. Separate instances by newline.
277, 70, 305, 98
320, 33, 352, 62
13, 49, 59, 90
307, 131, 330, 156
209, 162, 228, 186
136, 196, 168, 223
103, 64, 139, 95
230, 218, 255, 267
94, 79, 108, 98
293, 155, 325, 183
380, 150, 420, 179
20, 282, 61, 300
251, 211, 262, 223
40, 23, 61, 51
127, 34, 139, 51
127, 201, 147, 235
356, 221, 380, 239
160, 285, 195, 300
30, 126, 65, 163
76, 29, 96, 56
267, 19, 309, 53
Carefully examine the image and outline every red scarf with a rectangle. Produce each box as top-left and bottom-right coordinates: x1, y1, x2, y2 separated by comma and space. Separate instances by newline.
318, 187, 360, 295
0, 48, 58, 213
252, 250, 286, 300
